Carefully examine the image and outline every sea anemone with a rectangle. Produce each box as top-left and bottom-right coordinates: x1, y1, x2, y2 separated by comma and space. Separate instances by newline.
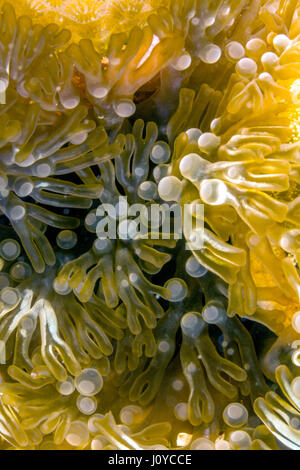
0, 0, 300, 451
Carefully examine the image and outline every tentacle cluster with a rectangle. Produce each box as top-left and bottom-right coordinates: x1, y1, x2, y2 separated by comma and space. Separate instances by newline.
0, 0, 300, 451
